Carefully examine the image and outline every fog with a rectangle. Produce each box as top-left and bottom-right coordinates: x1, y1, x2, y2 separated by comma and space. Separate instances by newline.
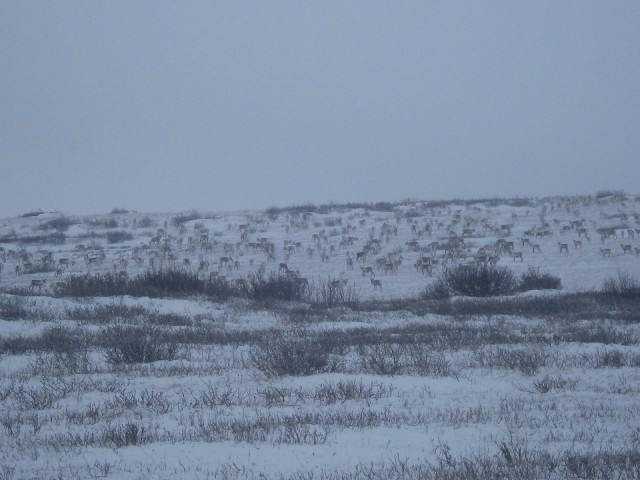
1, 2, 639, 217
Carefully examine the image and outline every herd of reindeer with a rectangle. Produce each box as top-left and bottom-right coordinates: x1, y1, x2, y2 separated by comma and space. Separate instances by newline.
1, 194, 639, 296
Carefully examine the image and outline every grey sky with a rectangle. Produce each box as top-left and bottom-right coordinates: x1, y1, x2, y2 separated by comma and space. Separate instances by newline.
1, 2, 639, 218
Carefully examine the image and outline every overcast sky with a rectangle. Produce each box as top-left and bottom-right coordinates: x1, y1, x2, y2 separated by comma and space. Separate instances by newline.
1, 2, 639, 218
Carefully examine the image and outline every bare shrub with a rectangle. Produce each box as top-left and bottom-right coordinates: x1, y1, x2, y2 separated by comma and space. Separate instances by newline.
258, 386, 297, 407
275, 423, 329, 445
20, 210, 44, 217
474, 347, 547, 376
421, 278, 451, 300
100, 325, 178, 365
592, 348, 640, 368
249, 332, 332, 377
103, 388, 172, 415
0, 295, 28, 320
38, 325, 87, 355
595, 189, 626, 199
516, 375, 579, 394
195, 383, 248, 407
36, 216, 77, 232
248, 272, 310, 303
601, 272, 640, 300
441, 264, 518, 297
357, 343, 404, 375
171, 210, 201, 227
31, 350, 93, 375
137, 268, 205, 296
406, 344, 453, 377
11, 376, 87, 410
311, 279, 359, 307
356, 343, 453, 377
310, 380, 393, 405
519, 266, 562, 291
53, 272, 131, 297
85, 216, 119, 228
102, 422, 151, 448
106, 230, 134, 244
64, 302, 149, 324
137, 215, 155, 228
147, 312, 192, 326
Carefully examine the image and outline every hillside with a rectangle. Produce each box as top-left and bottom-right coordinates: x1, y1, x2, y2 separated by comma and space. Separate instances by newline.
0, 194, 639, 479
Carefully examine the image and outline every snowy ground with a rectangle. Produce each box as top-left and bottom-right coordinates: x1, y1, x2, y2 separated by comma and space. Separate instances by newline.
1, 195, 639, 479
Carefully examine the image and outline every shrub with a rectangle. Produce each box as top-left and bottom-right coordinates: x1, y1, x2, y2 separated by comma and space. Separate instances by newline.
0, 230, 19, 243
100, 325, 178, 365
139, 269, 205, 295
85, 217, 119, 228
110, 208, 129, 214
106, 230, 134, 244
21, 262, 57, 275
171, 210, 201, 227
601, 272, 640, 300
595, 189, 625, 200
358, 343, 404, 375
54, 269, 350, 304
137, 216, 155, 228
19, 232, 66, 245
519, 266, 562, 292
20, 210, 44, 218
311, 278, 359, 307
36, 216, 77, 232
309, 380, 393, 404
102, 422, 151, 447
474, 347, 547, 376
65, 302, 149, 323
249, 332, 331, 377
440, 264, 518, 297
53, 272, 131, 297
422, 278, 452, 300
0, 295, 28, 320
248, 273, 310, 303
38, 326, 87, 355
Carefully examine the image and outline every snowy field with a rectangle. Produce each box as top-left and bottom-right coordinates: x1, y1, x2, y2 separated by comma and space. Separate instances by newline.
1, 194, 640, 479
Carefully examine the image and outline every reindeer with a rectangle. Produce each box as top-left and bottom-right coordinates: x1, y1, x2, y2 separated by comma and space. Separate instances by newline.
621, 244, 633, 254
488, 255, 500, 266
558, 242, 569, 253
29, 278, 47, 294
330, 278, 348, 289
370, 277, 382, 290
600, 248, 612, 258
360, 265, 374, 277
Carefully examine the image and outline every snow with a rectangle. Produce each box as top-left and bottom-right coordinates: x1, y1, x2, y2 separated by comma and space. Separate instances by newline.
1, 195, 640, 478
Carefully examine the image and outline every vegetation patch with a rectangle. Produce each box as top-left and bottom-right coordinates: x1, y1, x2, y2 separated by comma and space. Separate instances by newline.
438, 264, 519, 297
519, 266, 562, 291
99, 325, 178, 365
250, 332, 334, 377
106, 230, 134, 243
